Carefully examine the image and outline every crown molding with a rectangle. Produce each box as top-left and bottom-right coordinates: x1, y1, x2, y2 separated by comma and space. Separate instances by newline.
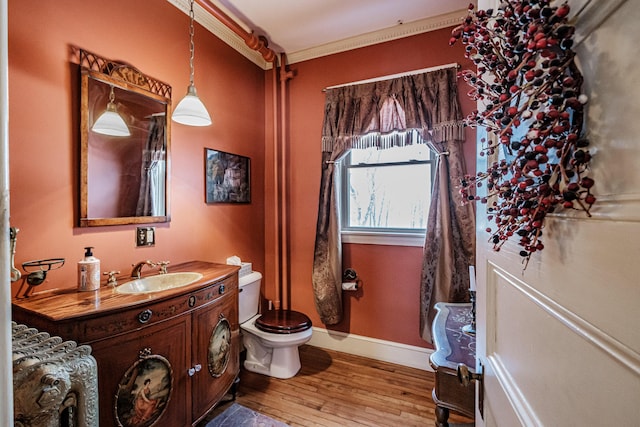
167, 1, 467, 69
286, 9, 468, 64
167, 0, 271, 70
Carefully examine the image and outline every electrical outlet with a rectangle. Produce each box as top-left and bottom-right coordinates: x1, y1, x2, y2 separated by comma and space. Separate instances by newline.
136, 227, 155, 247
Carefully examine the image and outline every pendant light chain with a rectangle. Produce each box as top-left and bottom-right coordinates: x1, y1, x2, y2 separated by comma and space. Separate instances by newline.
188, 0, 196, 87
172, 0, 212, 126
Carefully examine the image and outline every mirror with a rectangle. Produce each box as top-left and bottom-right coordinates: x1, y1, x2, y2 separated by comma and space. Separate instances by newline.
79, 49, 171, 227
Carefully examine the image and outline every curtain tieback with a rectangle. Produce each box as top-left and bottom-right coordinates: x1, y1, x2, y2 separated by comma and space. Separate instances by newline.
437, 151, 450, 157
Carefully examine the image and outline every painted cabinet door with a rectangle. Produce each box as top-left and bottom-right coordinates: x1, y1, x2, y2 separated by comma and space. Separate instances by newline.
90, 315, 190, 427
191, 289, 240, 423
474, 0, 640, 426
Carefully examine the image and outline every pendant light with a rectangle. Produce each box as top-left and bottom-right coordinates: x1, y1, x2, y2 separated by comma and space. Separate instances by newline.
91, 85, 131, 137
172, 0, 212, 126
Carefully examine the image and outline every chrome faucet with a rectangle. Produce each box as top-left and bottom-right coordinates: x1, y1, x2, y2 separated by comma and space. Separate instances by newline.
131, 260, 157, 279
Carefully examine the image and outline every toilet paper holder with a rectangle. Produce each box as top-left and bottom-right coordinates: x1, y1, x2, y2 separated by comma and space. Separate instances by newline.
342, 268, 360, 291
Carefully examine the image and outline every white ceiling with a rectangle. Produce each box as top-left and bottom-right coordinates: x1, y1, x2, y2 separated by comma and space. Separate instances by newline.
169, 0, 474, 67
211, 0, 473, 54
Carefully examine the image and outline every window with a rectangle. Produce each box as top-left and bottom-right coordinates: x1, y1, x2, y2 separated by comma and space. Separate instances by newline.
340, 133, 436, 246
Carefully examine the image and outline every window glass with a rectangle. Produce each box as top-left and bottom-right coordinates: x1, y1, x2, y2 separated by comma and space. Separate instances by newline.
342, 141, 434, 233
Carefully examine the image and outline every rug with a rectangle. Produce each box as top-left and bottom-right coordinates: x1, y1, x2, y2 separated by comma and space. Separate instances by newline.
206, 403, 289, 427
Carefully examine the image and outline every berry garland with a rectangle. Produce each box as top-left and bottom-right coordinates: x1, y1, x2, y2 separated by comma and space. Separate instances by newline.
450, 1, 594, 269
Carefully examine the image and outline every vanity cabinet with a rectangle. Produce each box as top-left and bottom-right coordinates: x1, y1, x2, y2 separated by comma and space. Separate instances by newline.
89, 314, 191, 425
12, 261, 239, 427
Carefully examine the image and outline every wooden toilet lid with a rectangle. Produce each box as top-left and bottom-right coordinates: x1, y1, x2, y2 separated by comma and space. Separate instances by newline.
255, 309, 312, 334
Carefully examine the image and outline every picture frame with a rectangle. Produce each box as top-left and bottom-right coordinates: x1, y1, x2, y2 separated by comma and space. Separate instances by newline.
204, 148, 251, 204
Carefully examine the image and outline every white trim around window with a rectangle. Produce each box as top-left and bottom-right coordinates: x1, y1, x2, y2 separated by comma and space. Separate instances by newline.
341, 230, 426, 247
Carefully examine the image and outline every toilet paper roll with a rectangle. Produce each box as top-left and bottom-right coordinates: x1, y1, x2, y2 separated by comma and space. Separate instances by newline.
226, 255, 242, 266
341, 282, 358, 291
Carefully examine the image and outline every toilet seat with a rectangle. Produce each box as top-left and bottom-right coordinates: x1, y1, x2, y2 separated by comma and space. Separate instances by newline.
255, 309, 312, 334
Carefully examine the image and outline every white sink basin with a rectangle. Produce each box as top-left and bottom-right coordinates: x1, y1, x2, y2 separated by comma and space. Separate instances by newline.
116, 272, 203, 294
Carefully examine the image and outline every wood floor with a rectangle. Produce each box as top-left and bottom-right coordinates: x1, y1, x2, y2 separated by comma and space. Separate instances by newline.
200, 345, 474, 427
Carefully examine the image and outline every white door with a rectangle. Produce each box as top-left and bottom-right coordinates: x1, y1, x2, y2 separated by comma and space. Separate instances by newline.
474, 0, 640, 426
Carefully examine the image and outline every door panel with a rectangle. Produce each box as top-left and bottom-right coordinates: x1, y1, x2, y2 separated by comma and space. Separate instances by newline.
191, 292, 240, 421
475, 0, 640, 426
90, 316, 190, 427
482, 260, 640, 426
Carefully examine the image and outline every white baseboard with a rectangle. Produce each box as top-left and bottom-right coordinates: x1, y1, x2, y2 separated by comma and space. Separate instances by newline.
308, 327, 434, 372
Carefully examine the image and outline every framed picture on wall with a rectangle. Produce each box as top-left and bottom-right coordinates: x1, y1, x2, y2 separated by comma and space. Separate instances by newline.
204, 148, 251, 204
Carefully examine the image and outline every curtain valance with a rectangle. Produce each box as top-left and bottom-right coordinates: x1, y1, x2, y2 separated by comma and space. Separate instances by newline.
321, 68, 465, 154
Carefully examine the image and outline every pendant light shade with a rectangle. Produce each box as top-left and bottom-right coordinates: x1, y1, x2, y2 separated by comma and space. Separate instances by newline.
172, 0, 211, 126
172, 84, 211, 126
92, 86, 130, 137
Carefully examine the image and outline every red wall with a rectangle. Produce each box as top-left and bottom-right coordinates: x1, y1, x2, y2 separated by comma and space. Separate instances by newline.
8, 0, 266, 292
9, 1, 475, 351
285, 29, 476, 348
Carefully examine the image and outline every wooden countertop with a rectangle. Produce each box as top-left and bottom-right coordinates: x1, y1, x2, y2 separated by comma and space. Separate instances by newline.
12, 260, 239, 322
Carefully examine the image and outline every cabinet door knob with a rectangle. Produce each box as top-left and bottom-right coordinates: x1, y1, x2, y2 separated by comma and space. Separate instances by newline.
138, 309, 153, 324
188, 364, 203, 376
219, 285, 226, 294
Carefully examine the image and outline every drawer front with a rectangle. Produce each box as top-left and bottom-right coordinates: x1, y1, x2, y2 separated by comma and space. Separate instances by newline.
79, 276, 235, 343
433, 368, 475, 418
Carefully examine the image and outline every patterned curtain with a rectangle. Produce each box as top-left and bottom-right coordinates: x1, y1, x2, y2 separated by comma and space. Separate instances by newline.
313, 68, 474, 327
420, 140, 475, 343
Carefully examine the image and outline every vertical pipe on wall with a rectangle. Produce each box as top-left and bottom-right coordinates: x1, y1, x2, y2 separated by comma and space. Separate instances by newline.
272, 59, 282, 310
279, 56, 294, 309
0, 0, 14, 422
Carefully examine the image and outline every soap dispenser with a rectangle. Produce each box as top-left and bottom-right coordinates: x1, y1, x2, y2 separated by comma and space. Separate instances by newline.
78, 246, 100, 292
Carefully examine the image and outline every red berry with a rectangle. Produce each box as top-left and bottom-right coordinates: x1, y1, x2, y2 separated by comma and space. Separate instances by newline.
580, 177, 595, 188
536, 38, 548, 49
552, 125, 566, 134
556, 4, 570, 18
534, 145, 548, 153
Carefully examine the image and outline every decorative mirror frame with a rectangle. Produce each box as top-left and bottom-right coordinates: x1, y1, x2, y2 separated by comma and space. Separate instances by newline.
79, 49, 172, 227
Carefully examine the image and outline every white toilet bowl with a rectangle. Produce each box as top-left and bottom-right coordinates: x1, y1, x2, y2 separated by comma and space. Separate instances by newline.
241, 314, 313, 379
238, 272, 313, 379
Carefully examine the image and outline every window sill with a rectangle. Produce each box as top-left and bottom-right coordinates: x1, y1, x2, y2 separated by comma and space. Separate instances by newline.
341, 231, 425, 247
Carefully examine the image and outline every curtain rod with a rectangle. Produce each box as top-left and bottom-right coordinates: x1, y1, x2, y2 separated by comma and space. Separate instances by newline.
322, 62, 459, 92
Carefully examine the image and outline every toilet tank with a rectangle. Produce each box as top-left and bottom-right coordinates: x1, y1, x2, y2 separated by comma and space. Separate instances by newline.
238, 271, 262, 324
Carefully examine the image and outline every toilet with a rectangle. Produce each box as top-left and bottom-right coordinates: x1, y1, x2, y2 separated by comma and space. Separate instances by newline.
238, 271, 313, 379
